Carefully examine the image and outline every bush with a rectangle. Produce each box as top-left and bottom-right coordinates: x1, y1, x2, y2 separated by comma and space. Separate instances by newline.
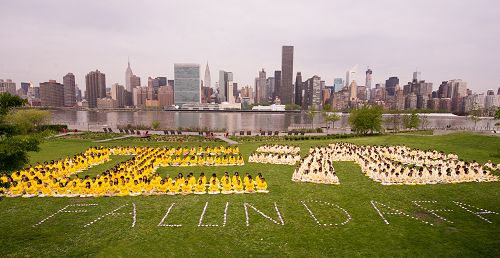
37, 124, 68, 132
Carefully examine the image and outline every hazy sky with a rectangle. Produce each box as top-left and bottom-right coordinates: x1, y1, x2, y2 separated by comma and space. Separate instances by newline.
1, 0, 499, 92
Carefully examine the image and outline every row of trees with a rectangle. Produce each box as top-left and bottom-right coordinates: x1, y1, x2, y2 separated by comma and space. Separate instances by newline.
0, 93, 51, 188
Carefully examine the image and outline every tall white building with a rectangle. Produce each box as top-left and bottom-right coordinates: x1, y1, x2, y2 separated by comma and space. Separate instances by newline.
204, 62, 211, 89
125, 59, 134, 92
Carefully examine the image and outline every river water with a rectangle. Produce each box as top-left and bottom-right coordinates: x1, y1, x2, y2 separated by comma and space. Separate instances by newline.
50, 110, 499, 132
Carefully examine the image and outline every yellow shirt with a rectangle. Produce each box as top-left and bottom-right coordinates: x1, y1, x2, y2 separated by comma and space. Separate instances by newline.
195, 183, 206, 192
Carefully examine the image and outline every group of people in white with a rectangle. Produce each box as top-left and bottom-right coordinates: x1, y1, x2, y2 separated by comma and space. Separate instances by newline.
307, 142, 498, 185
292, 147, 340, 184
249, 144, 301, 165
255, 145, 301, 155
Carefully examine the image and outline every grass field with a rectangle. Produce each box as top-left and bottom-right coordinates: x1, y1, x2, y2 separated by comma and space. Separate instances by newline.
1, 132, 499, 257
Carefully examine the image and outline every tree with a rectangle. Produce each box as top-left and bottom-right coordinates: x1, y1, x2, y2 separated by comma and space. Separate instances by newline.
468, 104, 482, 130
0, 93, 26, 116
0, 93, 41, 189
403, 111, 420, 130
385, 111, 402, 132
285, 104, 301, 110
151, 120, 161, 130
420, 114, 430, 130
307, 106, 317, 128
495, 107, 500, 119
5, 109, 52, 134
348, 105, 383, 134
324, 113, 341, 129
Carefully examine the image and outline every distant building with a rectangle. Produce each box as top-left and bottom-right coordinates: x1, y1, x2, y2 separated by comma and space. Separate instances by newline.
274, 70, 281, 100
20, 82, 30, 96
280, 46, 294, 104
133, 87, 148, 107
40, 80, 64, 107
218, 70, 234, 103
0, 79, 16, 95
333, 78, 344, 92
111, 83, 125, 108
204, 62, 211, 89
63, 73, 76, 107
303, 75, 322, 110
97, 98, 117, 109
349, 80, 358, 101
174, 63, 200, 106
294, 72, 303, 106
385, 77, 399, 97
254, 69, 267, 104
85, 70, 106, 108
158, 85, 174, 107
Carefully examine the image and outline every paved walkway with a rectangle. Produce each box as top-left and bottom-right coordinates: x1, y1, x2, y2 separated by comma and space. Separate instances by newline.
93, 135, 135, 143
215, 136, 239, 144
51, 132, 83, 138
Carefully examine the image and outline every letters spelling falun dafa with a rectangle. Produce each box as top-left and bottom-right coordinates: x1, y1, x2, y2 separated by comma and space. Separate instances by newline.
26, 144, 499, 229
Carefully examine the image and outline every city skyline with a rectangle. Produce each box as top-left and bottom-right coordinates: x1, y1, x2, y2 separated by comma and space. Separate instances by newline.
0, 0, 499, 92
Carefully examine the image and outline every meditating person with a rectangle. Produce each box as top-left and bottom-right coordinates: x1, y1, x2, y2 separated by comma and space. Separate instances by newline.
221, 178, 233, 194
194, 179, 206, 194
129, 180, 142, 196
208, 179, 220, 194
168, 181, 180, 195
256, 177, 269, 193
181, 180, 193, 195
245, 176, 255, 193
233, 178, 244, 194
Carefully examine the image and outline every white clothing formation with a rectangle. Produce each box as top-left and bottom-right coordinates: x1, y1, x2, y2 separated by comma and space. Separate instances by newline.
255, 145, 301, 155
324, 143, 498, 185
292, 147, 340, 184
248, 145, 301, 165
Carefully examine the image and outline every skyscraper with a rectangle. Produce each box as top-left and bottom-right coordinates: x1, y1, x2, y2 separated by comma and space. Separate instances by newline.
303, 75, 322, 110
385, 77, 399, 96
204, 62, 211, 89
20, 82, 30, 95
333, 78, 344, 92
125, 59, 134, 92
111, 83, 125, 108
174, 63, 200, 106
365, 68, 373, 101
40, 80, 64, 107
346, 68, 356, 88
85, 70, 106, 108
218, 70, 233, 102
281, 46, 294, 104
274, 71, 281, 100
413, 70, 421, 82
294, 72, 303, 106
63, 73, 76, 107
255, 69, 267, 103
0, 79, 17, 95
349, 80, 358, 101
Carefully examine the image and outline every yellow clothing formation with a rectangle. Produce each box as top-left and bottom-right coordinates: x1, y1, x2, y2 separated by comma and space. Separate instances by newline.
1, 145, 249, 198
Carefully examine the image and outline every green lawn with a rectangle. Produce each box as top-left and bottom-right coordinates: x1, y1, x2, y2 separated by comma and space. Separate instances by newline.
1, 132, 499, 257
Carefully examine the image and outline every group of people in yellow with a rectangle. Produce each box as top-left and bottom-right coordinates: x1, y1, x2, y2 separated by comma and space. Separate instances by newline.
0, 145, 268, 198
2, 171, 268, 197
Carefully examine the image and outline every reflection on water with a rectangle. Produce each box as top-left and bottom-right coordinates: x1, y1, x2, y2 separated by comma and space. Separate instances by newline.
50, 110, 498, 132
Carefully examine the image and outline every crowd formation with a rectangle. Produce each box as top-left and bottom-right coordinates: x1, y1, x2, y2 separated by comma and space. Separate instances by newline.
0, 146, 267, 198
292, 147, 340, 184
255, 145, 300, 155
294, 142, 499, 185
249, 144, 301, 165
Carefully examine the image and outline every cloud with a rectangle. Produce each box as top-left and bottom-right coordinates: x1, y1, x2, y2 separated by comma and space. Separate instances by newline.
0, 0, 498, 92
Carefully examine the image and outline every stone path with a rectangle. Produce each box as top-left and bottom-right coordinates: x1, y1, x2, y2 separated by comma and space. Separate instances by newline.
215, 136, 239, 144
93, 135, 135, 143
